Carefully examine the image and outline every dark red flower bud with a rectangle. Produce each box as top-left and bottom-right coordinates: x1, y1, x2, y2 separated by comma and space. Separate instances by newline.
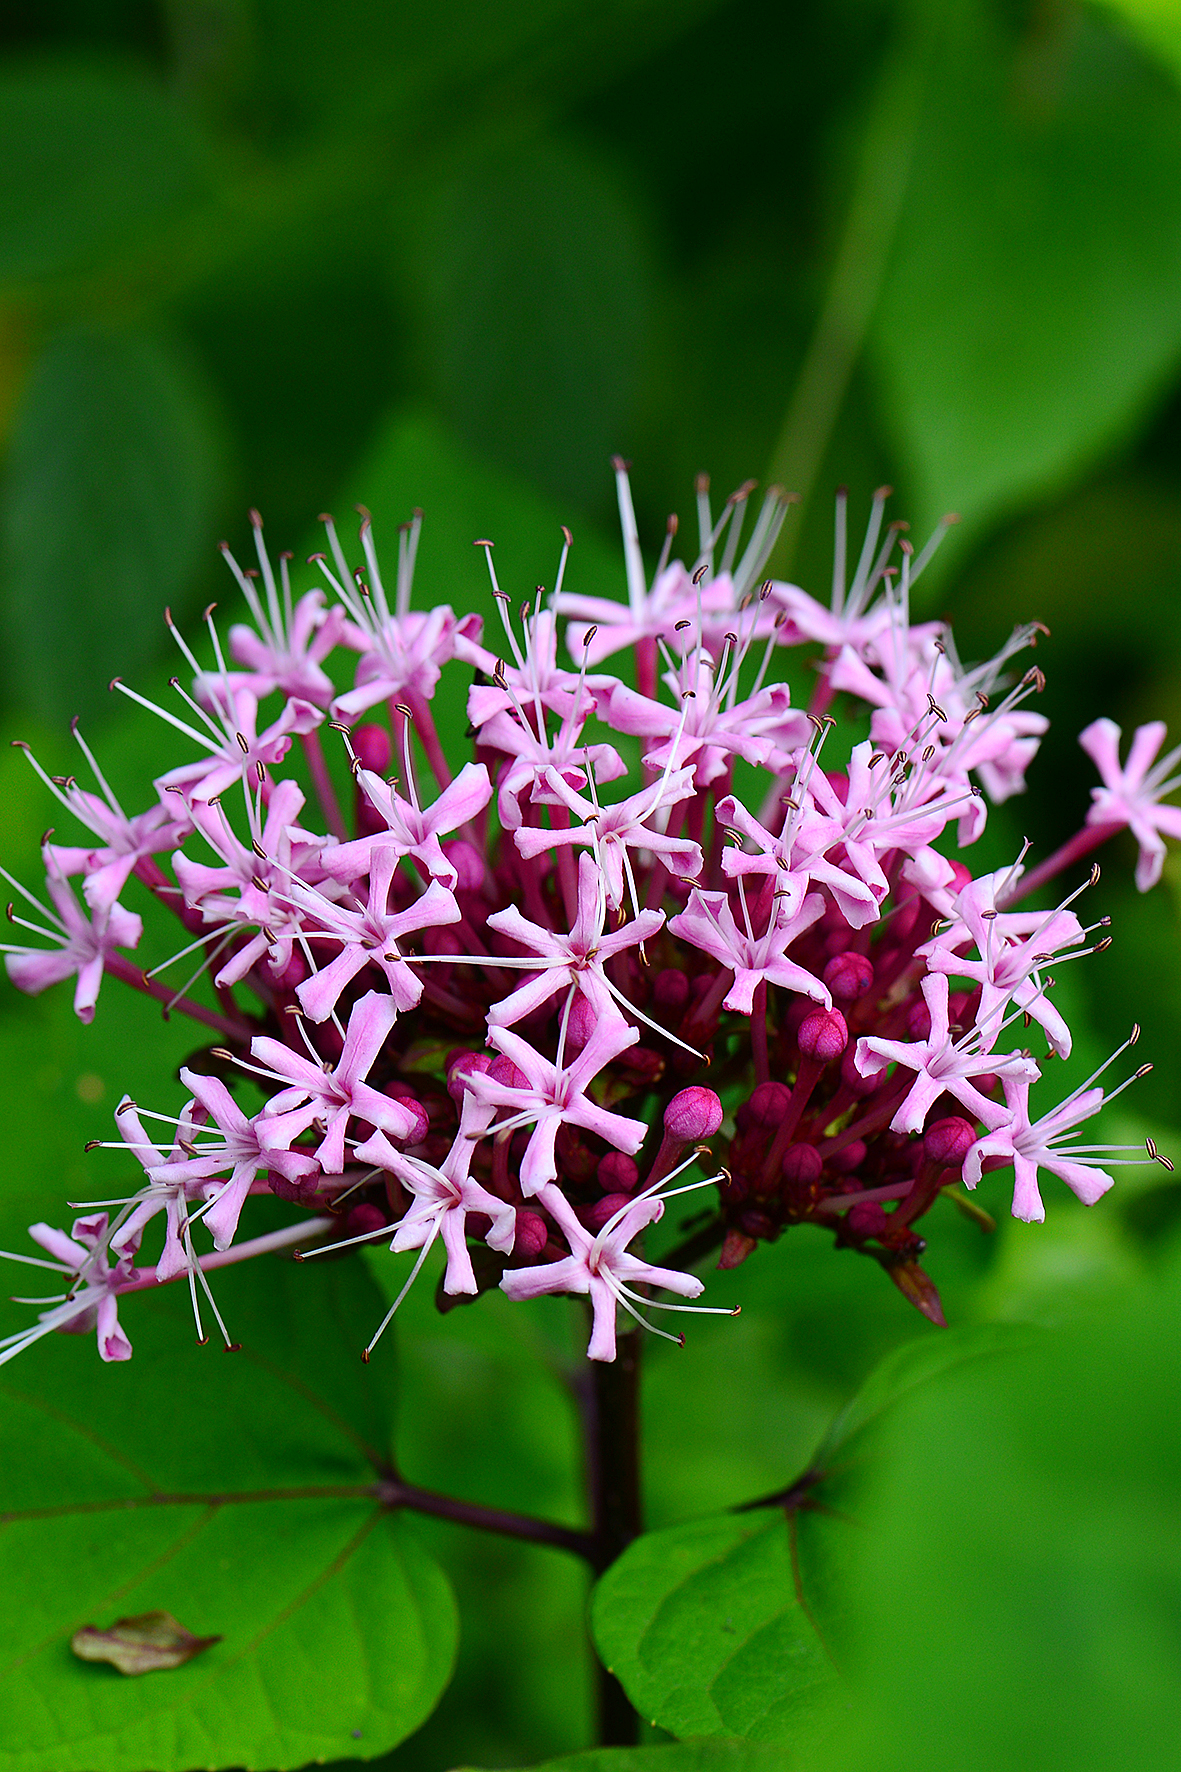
353, 724, 391, 773
665, 1086, 724, 1140
748, 1081, 792, 1127
924, 1116, 977, 1169
344, 1201, 388, 1239
581, 1192, 634, 1231
798, 1007, 848, 1062
828, 1138, 866, 1175
653, 969, 690, 1014
846, 1202, 890, 1240
443, 838, 486, 891
781, 1142, 823, 1188
446, 1050, 493, 1101
823, 951, 874, 1002
513, 1210, 549, 1260
598, 1151, 639, 1193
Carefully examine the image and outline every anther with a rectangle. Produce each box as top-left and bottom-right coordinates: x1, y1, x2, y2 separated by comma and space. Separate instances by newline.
692, 564, 709, 585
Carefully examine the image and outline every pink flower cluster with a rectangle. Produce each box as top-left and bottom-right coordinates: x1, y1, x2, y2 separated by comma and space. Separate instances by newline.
1, 471, 1175, 1367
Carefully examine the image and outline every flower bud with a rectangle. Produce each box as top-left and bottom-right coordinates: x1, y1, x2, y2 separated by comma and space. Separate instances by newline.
512, 1210, 549, 1260
664, 1086, 724, 1140
828, 1138, 866, 1175
446, 1050, 493, 1101
563, 994, 598, 1055
344, 1201, 388, 1240
846, 1202, 889, 1240
781, 1143, 823, 1188
907, 999, 933, 1040
823, 951, 874, 1002
748, 1080, 792, 1127
582, 1192, 634, 1231
383, 1084, 429, 1145
353, 724, 391, 773
798, 1007, 848, 1063
443, 838, 486, 892
598, 1151, 639, 1193
653, 969, 690, 1014
923, 1116, 976, 1169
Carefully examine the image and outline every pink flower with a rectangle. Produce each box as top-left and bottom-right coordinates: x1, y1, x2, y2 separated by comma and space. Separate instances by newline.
668, 885, 829, 1015
855, 971, 1038, 1135
467, 1021, 648, 1196
484, 853, 663, 1029
1, 848, 142, 1022
0, 1214, 137, 1366
252, 992, 419, 1175
380, 1094, 516, 1297
1079, 717, 1181, 891
501, 1182, 710, 1361
514, 766, 704, 911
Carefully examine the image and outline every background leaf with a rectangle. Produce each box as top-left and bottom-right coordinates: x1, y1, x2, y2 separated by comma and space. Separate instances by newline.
400, 138, 653, 516
1, 327, 224, 726
0, 1253, 458, 1771
0, 60, 213, 288
870, 2, 1181, 555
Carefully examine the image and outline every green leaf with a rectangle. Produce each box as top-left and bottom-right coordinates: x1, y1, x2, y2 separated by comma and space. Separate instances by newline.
402, 138, 653, 514
812, 1251, 1181, 1772
591, 1510, 834, 1743
591, 1324, 1031, 1744
1095, 0, 1181, 87
1, 326, 224, 724
0, 1253, 458, 1770
452, 1740, 791, 1771
870, 4, 1181, 555
0, 61, 212, 287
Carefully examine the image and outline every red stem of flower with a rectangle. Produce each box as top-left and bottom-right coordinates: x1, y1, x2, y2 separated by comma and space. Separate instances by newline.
300, 729, 348, 842
103, 951, 253, 1041
998, 822, 1118, 907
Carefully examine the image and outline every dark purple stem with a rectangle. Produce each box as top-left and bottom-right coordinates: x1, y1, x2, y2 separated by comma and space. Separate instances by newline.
583, 1329, 643, 1746
376, 1473, 593, 1560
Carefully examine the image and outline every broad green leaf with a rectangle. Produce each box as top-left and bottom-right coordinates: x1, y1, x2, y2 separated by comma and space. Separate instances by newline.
591, 1324, 1030, 1743
0, 1252, 458, 1770
870, 4, 1181, 557
453, 1739, 791, 1771
591, 1510, 833, 1743
1, 327, 224, 725
812, 1251, 1181, 1772
402, 138, 653, 514
0, 61, 212, 287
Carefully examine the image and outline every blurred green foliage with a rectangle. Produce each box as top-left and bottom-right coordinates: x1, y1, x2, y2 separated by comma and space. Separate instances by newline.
5, 0, 1181, 1767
